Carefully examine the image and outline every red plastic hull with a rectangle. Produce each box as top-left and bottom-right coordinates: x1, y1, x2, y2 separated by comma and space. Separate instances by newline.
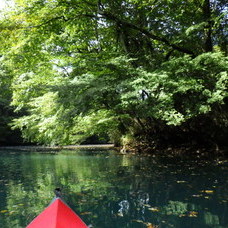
27, 198, 87, 228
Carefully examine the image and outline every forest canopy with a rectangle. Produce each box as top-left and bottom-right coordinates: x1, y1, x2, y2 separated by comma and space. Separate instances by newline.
0, 0, 227, 151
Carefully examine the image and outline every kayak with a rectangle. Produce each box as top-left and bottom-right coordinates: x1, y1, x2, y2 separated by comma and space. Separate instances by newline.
26, 197, 88, 228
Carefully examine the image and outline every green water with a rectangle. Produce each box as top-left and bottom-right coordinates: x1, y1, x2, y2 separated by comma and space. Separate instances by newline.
0, 149, 227, 228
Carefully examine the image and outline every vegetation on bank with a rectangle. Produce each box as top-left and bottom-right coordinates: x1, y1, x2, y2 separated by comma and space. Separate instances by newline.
0, 62, 24, 145
0, 0, 227, 153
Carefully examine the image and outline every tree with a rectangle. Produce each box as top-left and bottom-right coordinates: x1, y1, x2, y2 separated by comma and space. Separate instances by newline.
0, 61, 23, 145
0, 0, 227, 150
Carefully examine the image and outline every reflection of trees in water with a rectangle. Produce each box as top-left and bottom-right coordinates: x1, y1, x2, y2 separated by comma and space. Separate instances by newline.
0, 152, 228, 227
112, 157, 228, 227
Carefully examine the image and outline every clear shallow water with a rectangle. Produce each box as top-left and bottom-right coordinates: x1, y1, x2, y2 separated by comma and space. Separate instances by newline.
0, 149, 227, 228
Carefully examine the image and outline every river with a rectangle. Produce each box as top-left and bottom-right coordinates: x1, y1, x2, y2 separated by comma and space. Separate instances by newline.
0, 149, 227, 227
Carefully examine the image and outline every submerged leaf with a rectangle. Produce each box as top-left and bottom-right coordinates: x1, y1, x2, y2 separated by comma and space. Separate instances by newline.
0, 210, 8, 213
188, 211, 198, 217
146, 223, 159, 228
148, 207, 160, 212
201, 190, 214, 194
80, 211, 92, 215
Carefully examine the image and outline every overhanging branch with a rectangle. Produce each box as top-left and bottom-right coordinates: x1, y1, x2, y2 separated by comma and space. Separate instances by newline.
98, 10, 195, 56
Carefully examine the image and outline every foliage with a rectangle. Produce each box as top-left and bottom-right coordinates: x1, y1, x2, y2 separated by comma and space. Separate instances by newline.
0, 0, 227, 149
0, 60, 23, 145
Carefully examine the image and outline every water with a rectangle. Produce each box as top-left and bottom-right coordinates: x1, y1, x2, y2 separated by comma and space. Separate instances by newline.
0, 149, 227, 228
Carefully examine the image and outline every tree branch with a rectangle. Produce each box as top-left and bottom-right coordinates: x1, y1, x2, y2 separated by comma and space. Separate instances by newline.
202, 0, 213, 52
98, 11, 196, 56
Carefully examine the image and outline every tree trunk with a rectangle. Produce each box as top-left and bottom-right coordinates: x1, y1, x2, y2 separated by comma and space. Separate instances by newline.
203, 0, 213, 52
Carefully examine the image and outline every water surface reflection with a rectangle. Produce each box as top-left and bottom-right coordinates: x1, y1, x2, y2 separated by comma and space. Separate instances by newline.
0, 149, 227, 227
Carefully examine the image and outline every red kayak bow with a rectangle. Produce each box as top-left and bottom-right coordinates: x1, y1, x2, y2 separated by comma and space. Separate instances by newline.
26, 197, 88, 228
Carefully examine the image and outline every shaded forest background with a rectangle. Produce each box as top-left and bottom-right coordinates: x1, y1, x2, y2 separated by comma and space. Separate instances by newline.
0, 0, 227, 153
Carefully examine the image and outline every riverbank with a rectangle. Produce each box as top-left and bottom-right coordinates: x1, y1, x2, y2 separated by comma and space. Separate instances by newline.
118, 142, 228, 160
1, 143, 227, 160
0, 144, 115, 152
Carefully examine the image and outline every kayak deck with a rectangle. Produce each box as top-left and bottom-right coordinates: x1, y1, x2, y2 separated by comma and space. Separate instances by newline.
27, 198, 88, 228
